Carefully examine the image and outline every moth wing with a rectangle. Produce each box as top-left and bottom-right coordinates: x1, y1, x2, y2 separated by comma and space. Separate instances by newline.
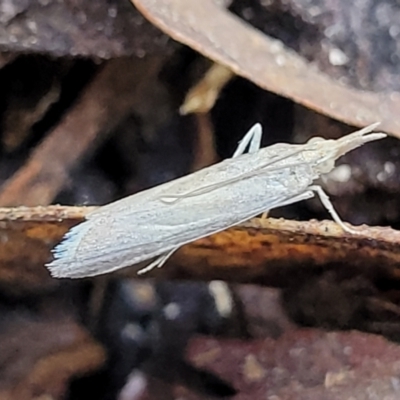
47, 204, 188, 278
87, 145, 304, 217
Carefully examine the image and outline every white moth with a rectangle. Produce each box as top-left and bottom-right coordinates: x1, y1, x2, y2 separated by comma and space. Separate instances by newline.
47, 122, 386, 279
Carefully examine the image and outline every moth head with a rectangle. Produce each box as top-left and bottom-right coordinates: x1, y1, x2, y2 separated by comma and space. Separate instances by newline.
306, 137, 337, 174
307, 123, 386, 174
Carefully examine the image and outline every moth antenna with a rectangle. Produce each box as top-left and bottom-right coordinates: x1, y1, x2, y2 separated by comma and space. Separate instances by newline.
334, 122, 386, 158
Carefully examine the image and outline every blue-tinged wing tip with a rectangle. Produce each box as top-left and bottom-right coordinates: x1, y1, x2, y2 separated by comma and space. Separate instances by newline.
45, 219, 93, 278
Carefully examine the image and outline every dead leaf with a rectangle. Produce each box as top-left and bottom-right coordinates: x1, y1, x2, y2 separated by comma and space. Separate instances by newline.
0, 206, 399, 290
186, 329, 400, 399
131, 0, 400, 138
0, 313, 105, 400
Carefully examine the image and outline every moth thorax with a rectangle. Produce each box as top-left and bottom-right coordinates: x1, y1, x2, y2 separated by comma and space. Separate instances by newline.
317, 158, 336, 174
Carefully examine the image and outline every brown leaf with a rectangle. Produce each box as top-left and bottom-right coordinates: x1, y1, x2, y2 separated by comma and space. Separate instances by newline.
0, 206, 94, 294
131, 0, 400, 138
0, 313, 105, 400
186, 329, 400, 399
171, 218, 400, 286
1, 206, 400, 290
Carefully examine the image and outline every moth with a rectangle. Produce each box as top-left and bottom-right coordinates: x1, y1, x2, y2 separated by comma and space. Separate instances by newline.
47, 122, 386, 278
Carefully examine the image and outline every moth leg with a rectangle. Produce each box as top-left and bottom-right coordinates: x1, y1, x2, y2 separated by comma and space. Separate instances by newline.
137, 247, 179, 275
309, 185, 359, 234
233, 123, 262, 157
